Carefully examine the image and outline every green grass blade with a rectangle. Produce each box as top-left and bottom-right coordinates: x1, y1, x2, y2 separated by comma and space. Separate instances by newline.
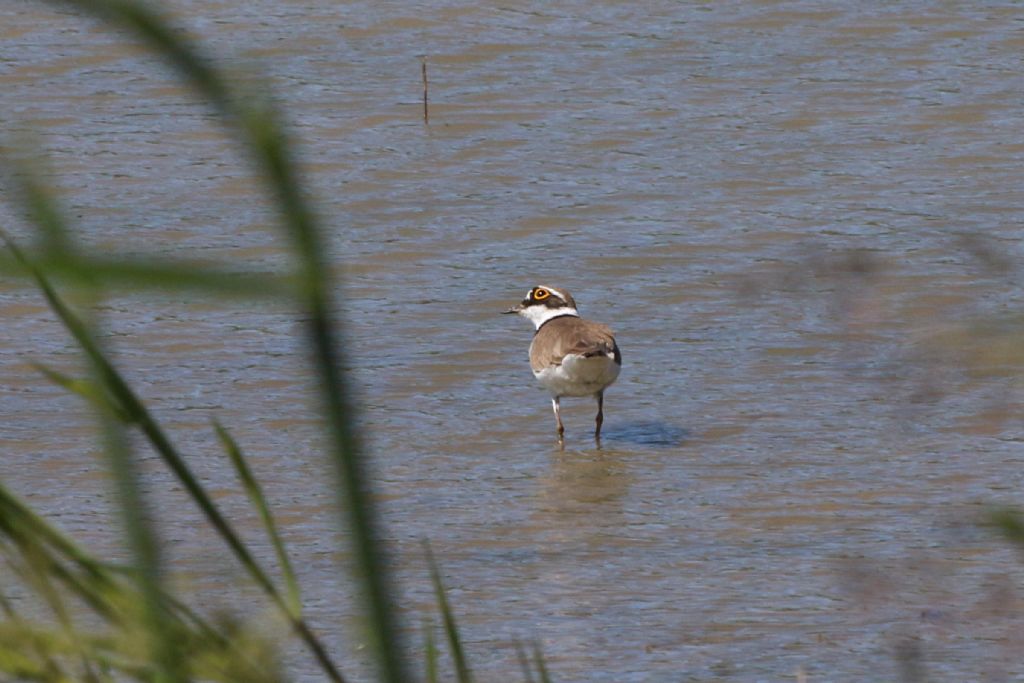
239, 88, 410, 683
2, 234, 347, 683
96, 364, 188, 683
1, 510, 110, 683
514, 640, 536, 683
3, 154, 72, 256
0, 252, 296, 300
987, 507, 1024, 547
0, 478, 247, 676
0, 483, 126, 624
0, 479, 112, 581
531, 640, 553, 683
424, 541, 473, 683
0, 149, 292, 300
214, 420, 302, 617
30, 362, 130, 422
0, 598, 70, 681
0, 592, 16, 619
43, 3, 409, 677
56, 0, 232, 112
423, 618, 439, 683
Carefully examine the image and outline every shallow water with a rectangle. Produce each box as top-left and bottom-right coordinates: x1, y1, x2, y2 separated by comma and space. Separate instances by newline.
3, 1, 1024, 681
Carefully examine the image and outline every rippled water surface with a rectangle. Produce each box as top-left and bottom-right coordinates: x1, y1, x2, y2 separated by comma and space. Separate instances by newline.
3, 2, 1024, 681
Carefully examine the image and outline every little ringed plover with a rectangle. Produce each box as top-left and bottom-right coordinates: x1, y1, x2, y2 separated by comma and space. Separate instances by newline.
504, 285, 622, 444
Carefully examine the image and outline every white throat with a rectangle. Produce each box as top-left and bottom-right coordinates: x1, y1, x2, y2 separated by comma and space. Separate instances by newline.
520, 305, 579, 330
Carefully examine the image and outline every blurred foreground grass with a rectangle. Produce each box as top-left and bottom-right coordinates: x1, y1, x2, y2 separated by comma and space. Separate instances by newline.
0, 1, 551, 681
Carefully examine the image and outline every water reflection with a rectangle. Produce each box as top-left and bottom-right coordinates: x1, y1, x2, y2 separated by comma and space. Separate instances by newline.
600, 421, 690, 448
542, 448, 632, 509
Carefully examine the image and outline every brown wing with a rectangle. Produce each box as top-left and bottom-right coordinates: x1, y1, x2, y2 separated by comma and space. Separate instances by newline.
530, 316, 620, 373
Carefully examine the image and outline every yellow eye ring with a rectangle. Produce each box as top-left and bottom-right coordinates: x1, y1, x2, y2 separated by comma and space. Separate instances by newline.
533, 288, 550, 301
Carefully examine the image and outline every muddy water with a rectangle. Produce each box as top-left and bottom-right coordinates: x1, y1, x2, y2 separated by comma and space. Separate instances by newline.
3, 2, 1024, 681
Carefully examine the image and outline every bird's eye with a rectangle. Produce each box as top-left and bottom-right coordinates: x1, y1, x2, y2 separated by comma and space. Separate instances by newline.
533, 288, 550, 301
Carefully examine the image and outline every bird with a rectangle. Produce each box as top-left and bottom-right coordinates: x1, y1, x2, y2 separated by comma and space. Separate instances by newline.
504, 285, 622, 444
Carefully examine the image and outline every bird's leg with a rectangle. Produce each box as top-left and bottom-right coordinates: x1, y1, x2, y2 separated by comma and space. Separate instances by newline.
595, 390, 605, 443
552, 396, 564, 444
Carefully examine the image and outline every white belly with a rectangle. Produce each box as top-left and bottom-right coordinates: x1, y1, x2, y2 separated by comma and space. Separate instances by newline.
534, 353, 620, 397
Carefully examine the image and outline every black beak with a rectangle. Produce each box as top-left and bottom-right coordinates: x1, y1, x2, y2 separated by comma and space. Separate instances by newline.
503, 303, 524, 315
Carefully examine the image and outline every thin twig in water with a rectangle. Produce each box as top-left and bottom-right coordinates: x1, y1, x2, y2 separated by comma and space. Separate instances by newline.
422, 58, 429, 124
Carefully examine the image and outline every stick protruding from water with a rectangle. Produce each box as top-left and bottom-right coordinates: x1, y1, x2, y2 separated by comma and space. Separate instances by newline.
421, 58, 429, 124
